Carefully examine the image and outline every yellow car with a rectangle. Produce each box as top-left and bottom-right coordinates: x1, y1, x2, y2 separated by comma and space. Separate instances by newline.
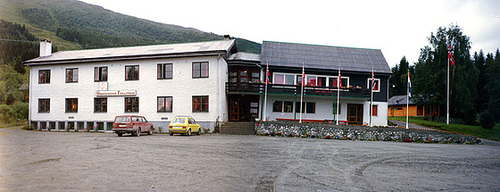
168, 116, 201, 136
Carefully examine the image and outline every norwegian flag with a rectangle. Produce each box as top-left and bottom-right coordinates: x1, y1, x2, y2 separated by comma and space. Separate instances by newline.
266, 62, 270, 84
448, 45, 455, 67
338, 68, 342, 88
302, 65, 305, 87
408, 71, 412, 97
372, 70, 377, 90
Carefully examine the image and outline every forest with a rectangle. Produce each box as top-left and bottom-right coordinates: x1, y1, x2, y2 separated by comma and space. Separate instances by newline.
390, 25, 500, 129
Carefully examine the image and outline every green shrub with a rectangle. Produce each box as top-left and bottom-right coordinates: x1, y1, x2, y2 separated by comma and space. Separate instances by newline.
0, 104, 14, 123
479, 111, 495, 129
11, 102, 29, 120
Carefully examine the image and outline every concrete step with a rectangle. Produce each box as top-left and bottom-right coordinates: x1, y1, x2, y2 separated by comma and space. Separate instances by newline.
220, 122, 255, 135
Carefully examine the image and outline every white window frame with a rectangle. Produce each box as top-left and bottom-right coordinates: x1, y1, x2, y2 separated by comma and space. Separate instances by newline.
273, 72, 297, 85
367, 78, 381, 92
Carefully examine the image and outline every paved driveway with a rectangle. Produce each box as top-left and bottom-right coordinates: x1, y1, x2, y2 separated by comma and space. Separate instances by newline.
1, 127, 499, 191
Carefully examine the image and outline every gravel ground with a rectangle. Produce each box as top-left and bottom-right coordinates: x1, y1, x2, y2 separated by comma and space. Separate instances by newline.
1, 126, 499, 191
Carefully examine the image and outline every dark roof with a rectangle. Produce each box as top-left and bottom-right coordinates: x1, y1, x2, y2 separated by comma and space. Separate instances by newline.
388, 95, 415, 105
24, 40, 236, 66
260, 41, 391, 74
228, 52, 260, 62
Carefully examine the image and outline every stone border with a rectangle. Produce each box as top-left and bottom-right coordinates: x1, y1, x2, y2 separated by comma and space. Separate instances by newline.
255, 121, 483, 144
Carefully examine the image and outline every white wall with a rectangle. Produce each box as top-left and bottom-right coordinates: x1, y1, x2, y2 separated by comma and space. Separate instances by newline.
29, 55, 228, 130
263, 95, 388, 126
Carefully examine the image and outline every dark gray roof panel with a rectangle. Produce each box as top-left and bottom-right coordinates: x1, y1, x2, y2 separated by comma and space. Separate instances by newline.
228, 52, 260, 62
261, 41, 391, 74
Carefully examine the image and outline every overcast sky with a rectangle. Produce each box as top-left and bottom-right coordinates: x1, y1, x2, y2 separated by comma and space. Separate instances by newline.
80, 0, 499, 68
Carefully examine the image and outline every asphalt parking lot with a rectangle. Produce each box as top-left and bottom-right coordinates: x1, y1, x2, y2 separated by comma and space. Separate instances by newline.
1, 127, 499, 191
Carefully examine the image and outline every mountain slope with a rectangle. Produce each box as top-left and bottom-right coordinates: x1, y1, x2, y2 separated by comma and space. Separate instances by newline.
0, 0, 261, 53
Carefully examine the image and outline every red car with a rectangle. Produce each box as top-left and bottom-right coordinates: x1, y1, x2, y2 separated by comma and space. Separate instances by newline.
112, 115, 154, 137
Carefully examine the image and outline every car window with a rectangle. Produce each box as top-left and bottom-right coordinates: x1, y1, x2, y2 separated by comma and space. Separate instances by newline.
172, 118, 185, 124
142, 117, 147, 122
132, 117, 140, 122
115, 116, 131, 123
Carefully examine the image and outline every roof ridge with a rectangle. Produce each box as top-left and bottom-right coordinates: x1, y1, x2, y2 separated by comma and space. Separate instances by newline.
56, 39, 234, 53
262, 40, 381, 51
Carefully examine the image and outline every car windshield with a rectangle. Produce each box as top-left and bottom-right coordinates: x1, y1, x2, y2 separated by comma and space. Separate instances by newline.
172, 118, 186, 124
115, 116, 131, 123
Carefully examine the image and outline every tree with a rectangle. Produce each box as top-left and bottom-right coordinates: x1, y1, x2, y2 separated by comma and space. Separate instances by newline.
413, 25, 478, 124
485, 50, 500, 122
390, 57, 411, 97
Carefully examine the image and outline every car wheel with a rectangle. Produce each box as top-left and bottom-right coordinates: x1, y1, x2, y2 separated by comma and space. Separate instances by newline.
148, 127, 153, 135
169, 132, 174, 136
136, 128, 141, 137
197, 128, 201, 135
187, 129, 191, 136
117, 133, 123, 137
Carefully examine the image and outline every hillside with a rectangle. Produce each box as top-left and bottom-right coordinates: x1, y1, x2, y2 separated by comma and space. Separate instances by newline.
0, 0, 261, 53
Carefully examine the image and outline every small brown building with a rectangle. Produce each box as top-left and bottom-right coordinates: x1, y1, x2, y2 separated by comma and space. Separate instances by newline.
388, 95, 429, 117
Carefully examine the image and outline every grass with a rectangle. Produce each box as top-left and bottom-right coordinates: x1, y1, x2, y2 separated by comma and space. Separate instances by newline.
389, 117, 500, 141
0, 121, 27, 129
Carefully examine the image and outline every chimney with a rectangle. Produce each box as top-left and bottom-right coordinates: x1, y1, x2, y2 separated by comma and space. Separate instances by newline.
224, 35, 231, 40
40, 39, 52, 57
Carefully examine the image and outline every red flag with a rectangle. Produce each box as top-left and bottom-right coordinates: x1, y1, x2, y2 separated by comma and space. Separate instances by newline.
266, 63, 270, 84
338, 68, 342, 88
372, 70, 375, 90
302, 65, 305, 87
448, 46, 455, 67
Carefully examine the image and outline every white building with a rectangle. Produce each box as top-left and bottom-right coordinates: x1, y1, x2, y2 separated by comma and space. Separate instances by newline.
25, 39, 236, 131
25, 39, 392, 132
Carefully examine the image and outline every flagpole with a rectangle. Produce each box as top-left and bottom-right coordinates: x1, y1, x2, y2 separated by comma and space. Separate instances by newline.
447, 47, 450, 125
299, 64, 304, 123
370, 68, 374, 127
263, 61, 269, 121
406, 70, 409, 129
336, 66, 340, 125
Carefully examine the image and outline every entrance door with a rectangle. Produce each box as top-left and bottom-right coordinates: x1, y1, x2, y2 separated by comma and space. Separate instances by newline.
348, 104, 363, 125
229, 98, 240, 121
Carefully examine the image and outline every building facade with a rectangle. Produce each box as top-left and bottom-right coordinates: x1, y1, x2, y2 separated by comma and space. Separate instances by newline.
228, 41, 392, 126
25, 40, 236, 131
25, 39, 392, 131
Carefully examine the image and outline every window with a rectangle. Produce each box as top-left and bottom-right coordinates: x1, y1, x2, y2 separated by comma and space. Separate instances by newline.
306, 102, 316, 113
333, 102, 341, 114
328, 77, 348, 88
367, 78, 380, 92
125, 65, 139, 80
295, 102, 305, 113
94, 98, 107, 113
372, 105, 378, 116
65, 98, 78, 113
306, 75, 327, 86
66, 68, 78, 83
38, 99, 50, 113
94, 66, 108, 82
273, 101, 282, 112
295, 102, 315, 113
306, 76, 316, 86
39, 70, 50, 84
157, 96, 173, 112
157, 63, 173, 79
284, 101, 293, 113
193, 62, 209, 78
192, 96, 209, 112
273, 73, 295, 85
125, 97, 139, 112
